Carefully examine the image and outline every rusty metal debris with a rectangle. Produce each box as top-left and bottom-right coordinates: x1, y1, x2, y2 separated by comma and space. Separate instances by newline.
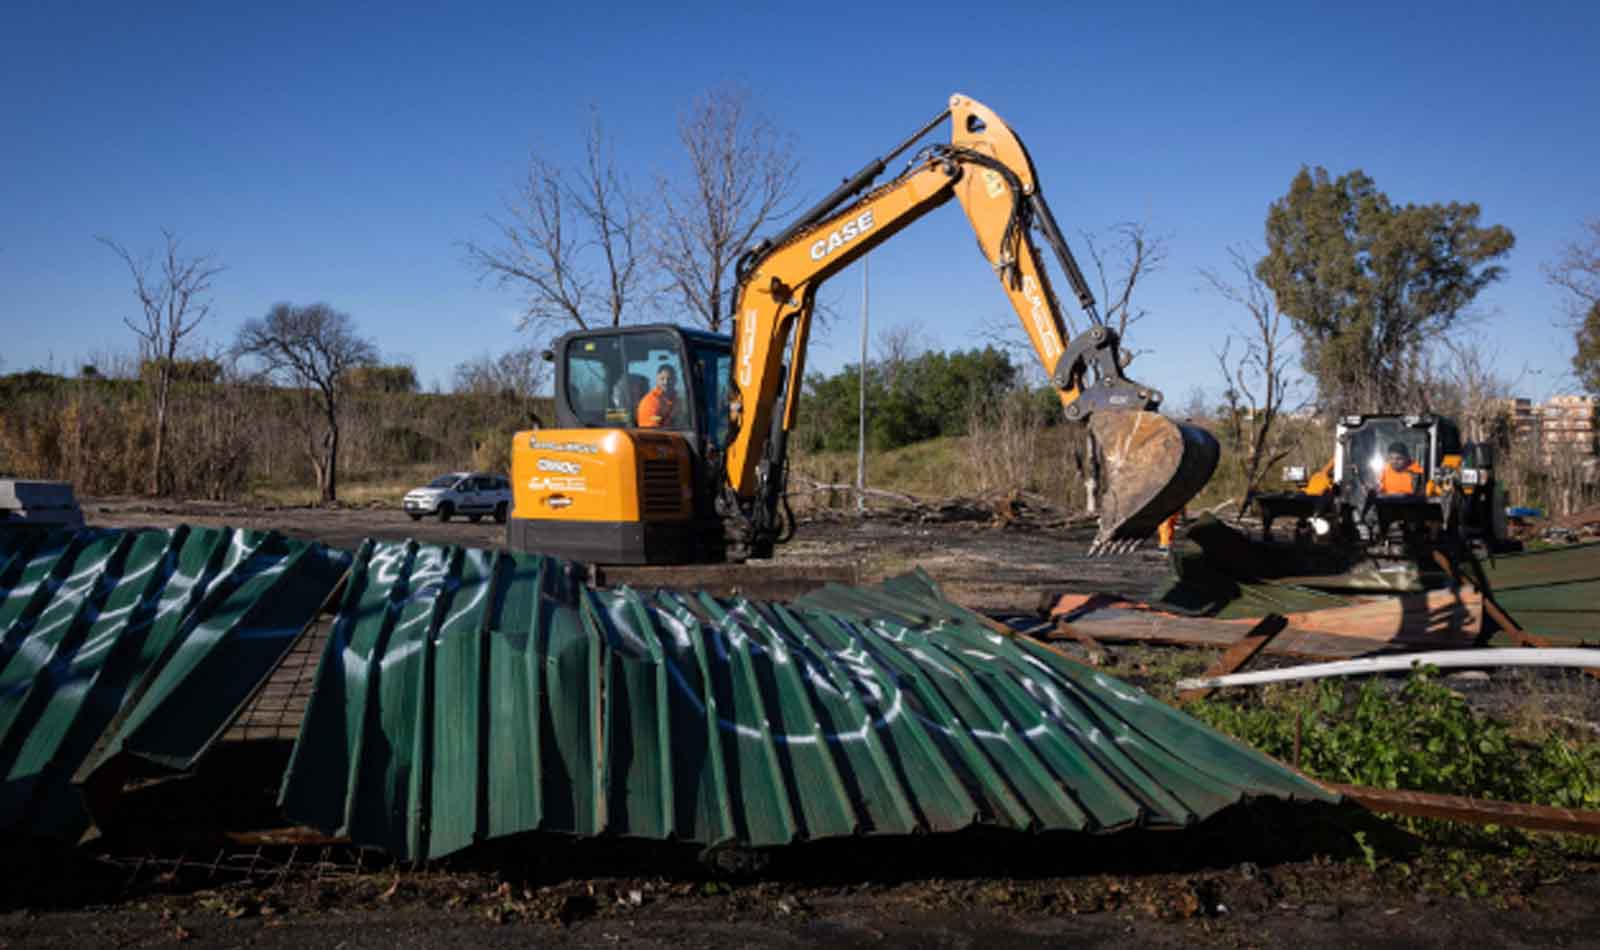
1333, 784, 1600, 836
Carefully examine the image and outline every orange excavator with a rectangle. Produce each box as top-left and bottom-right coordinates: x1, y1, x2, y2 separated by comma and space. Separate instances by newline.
506, 94, 1218, 564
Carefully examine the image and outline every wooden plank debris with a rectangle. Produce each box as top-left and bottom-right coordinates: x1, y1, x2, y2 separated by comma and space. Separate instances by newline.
1049, 621, 1113, 666
1064, 608, 1384, 659
1178, 613, 1288, 702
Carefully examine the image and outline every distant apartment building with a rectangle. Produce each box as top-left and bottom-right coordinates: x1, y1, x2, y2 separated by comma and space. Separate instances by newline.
1499, 397, 1539, 441
1538, 394, 1599, 462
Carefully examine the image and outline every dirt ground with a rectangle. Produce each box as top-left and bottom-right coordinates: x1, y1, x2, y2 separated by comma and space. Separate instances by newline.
79, 496, 1173, 610
5, 497, 1593, 948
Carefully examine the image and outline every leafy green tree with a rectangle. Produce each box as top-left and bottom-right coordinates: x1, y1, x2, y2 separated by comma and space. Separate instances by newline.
1576, 301, 1600, 394
796, 346, 1023, 452
1257, 167, 1514, 410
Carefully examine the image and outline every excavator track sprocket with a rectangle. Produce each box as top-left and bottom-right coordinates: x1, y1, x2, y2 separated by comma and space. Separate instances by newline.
1088, 410, 1220, 555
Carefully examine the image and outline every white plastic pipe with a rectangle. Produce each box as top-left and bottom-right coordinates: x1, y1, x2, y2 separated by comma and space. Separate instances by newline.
1176, 648, 1600, 692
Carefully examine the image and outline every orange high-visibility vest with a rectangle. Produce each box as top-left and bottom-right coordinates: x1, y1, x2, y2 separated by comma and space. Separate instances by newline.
636, 388, 676, 428
1379, 461, 1423, 495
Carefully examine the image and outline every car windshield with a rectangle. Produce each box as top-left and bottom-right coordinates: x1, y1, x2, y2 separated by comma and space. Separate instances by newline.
427, 475, 458, 488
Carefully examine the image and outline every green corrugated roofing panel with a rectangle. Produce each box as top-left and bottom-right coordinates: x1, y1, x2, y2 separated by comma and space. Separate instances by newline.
1481, 543, 1599, 642
0, 524, 347, 840
281, 544, 1334, 861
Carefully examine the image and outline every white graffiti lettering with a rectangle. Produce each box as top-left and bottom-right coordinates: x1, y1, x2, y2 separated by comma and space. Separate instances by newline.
635, 608, 1075, 749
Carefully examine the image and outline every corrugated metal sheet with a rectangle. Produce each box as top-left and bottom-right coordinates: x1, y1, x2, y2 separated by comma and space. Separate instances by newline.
281, 541, 1334, 861
0, 524, 348, 840
1481, 543, 1599, 642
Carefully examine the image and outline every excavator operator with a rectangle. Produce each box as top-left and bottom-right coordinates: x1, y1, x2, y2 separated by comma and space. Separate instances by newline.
636, 365, 680, 429
1378, 442, 1425, 496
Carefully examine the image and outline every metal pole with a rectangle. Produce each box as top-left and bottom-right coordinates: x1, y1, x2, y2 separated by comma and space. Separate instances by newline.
857, 256, 869, 514
1176, 647, 1600, 692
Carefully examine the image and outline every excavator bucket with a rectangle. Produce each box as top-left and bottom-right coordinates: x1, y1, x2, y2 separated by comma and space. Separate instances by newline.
1088, 410, 1220, 555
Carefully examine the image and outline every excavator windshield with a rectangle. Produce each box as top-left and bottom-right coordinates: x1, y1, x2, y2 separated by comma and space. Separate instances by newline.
562, 330, 692, 431
553, 324, 735, 445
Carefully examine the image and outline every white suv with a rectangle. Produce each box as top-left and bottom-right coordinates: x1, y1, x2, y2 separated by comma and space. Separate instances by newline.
403, 472, 513, 523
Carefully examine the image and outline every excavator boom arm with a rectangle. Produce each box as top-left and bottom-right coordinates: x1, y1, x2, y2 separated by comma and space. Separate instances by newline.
720, 94, 1217, 557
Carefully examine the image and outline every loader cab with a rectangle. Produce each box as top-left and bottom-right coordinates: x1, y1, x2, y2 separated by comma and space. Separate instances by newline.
552, 325, 733, 452
1333, 414, 1461, 492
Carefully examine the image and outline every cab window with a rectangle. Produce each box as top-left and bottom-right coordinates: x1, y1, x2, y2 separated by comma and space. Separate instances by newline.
565, 337, 621, 427
564, 331, 690, 430
622, 333, 688, 429
693, 344, 733, 447
1347, 421, 1431, 485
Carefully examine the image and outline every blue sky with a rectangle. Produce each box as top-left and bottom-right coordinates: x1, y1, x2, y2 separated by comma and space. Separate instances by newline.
2, 0, 1595, 404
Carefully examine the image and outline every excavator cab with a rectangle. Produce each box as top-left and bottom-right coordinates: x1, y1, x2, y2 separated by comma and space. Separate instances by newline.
552, 325, 732, 449
507, 325, 732, 564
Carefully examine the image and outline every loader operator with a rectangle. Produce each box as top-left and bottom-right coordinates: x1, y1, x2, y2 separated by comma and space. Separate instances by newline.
636, 365, 679, 429
1378, 442, 1425, 496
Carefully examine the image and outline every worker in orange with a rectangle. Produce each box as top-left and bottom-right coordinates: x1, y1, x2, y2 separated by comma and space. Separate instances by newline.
1157, 507, 1184, 551
1378, 441, 1425, 495
636, 365, 679, 428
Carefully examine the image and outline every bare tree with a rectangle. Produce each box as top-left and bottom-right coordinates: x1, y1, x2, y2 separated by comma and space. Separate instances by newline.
1430, 337, 1521, 444
464, 112, 649, 338
1080, 221, 1168, 363
453, 344, 548, 399
874, 323, 923, 392
977, 220, 1168, 514
1546, 437, 1598, 518
655, 86, 799, 332
1203, 246, 1300, 510
1547, 216, 1600, 321
1180, 386, 1211, 423
234, 303, 378, 503
98, 229, 223, 495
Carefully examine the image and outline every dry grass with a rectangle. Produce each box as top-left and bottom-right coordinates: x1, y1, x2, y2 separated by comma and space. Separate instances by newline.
247, 463, 444, 507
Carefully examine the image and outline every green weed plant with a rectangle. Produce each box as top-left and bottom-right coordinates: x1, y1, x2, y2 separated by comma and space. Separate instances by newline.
1192, 668, 1600, 811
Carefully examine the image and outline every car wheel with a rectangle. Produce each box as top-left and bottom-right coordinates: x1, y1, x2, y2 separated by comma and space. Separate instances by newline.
494, 502, 508, 524
437, 502, 453, 523
468, 513, 483, 523
408, 512, 422, 522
